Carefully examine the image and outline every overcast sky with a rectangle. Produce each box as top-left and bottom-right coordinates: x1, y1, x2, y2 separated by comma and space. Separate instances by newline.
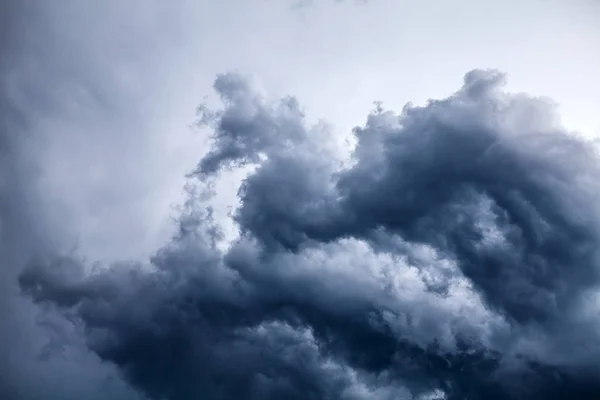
2, 1, 600, 399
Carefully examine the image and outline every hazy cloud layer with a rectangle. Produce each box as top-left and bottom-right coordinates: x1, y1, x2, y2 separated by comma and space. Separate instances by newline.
14, 69, 600, 400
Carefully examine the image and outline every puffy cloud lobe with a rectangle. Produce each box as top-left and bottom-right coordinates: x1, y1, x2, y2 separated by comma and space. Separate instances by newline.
21, 69, 600, 399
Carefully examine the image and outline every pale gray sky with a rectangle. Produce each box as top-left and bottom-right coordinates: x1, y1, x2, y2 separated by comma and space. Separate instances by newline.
5, 0, 599, 262
2, 2, 600, 399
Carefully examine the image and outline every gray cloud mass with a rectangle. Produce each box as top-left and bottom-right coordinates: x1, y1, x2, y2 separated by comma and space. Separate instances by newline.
7, 67, 600, 399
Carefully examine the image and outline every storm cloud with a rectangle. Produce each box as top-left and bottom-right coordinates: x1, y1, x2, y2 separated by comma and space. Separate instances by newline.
16, 69, 600, 399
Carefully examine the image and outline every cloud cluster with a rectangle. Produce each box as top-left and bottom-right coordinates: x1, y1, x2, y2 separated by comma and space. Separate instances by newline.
17, 69, 600, 399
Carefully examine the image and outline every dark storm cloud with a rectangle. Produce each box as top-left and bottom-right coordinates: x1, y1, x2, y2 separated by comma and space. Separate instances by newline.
18, 69, 600, 400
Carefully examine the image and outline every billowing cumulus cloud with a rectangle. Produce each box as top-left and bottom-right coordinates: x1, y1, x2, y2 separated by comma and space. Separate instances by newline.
14, 69, 600, 400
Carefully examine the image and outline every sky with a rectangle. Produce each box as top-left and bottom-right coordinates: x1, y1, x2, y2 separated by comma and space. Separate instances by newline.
1, 1, 600, 399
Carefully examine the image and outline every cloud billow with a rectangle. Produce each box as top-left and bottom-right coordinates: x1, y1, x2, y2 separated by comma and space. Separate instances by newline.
20, 69, 600, 399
